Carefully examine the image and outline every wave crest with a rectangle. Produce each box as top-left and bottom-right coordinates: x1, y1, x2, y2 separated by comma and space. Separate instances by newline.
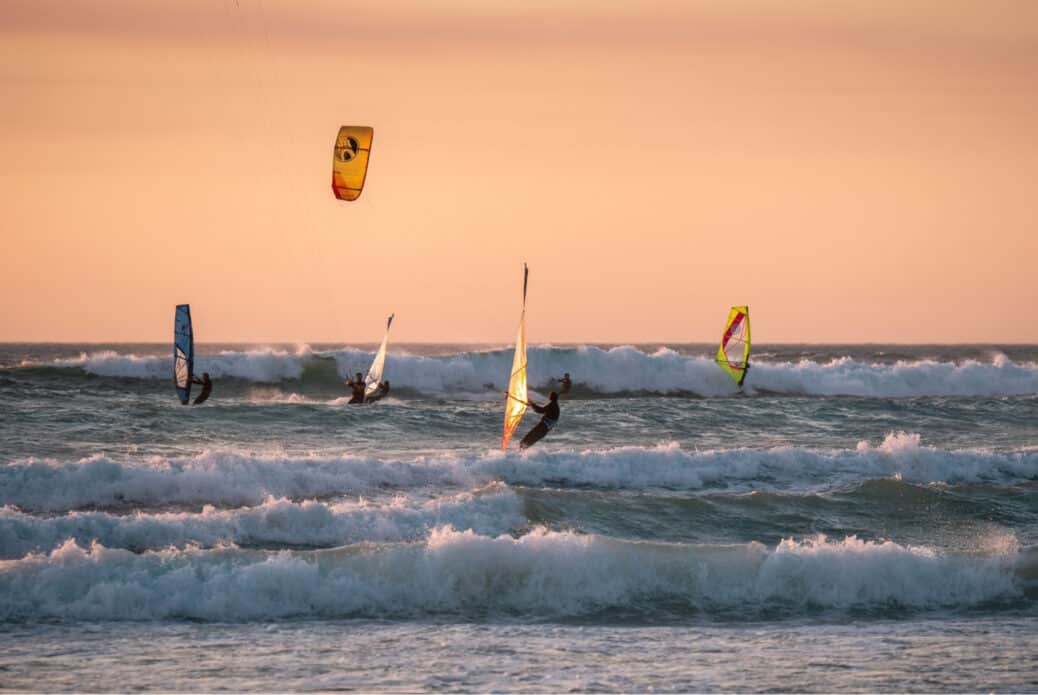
3, 437, 1035, 513
0, 531, 1024, 621
20, 345, 1038, 398
0, 487, 523, 559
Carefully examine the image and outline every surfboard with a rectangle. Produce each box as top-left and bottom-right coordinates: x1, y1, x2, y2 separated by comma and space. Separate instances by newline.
174, 304, 194, 405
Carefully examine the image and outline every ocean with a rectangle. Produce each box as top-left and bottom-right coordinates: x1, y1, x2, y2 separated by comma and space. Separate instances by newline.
1, 343, 1036, 692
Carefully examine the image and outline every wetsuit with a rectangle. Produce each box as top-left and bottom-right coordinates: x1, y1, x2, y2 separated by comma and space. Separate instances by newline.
365, 383, 389, 403
519, 399, 560, 450
191, 376, 213, 405
347, 379, 366, 404
559, 377, 572, 395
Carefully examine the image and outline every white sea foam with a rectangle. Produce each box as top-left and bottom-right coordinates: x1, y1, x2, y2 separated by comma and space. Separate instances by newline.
0, 451, 469, 512
0, 487, 523, 559
244, 388, 311, 404
55, 347, 310, 382
750, 355, 1038, 397
330, 346, 1038, 397
242, 388, 406, 406
38, 346, 1038, 397
0, 530, 1024, 621
2, 435, 1035, 513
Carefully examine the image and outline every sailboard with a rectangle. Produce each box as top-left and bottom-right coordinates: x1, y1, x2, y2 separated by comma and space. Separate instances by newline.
716, 305, 751, 387
174, 304, 194, 405
365, 313, 394, 398
331, 126, 374, 201
502, 264, 529, 450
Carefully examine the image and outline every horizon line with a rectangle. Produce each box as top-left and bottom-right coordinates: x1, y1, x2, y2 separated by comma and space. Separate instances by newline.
2, 340, 1037, 347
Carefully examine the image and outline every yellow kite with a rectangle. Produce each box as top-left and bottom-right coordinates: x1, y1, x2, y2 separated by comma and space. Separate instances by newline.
331, 126, 373, 201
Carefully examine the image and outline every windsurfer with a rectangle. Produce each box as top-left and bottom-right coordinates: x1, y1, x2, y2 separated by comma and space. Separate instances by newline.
366, 380, 390, 403
191, 372, 213, 405
519, 391, 560, 450
346, 372, 366, 404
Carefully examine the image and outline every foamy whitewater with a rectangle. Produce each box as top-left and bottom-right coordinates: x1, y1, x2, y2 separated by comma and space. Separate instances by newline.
2, 343, 1037, 691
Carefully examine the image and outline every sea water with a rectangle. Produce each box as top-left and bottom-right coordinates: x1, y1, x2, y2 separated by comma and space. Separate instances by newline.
1, 343, 1036, 692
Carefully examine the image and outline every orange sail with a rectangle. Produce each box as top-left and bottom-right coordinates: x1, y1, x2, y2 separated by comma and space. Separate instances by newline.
502, 264, 529, 450
331, 126, 374, 201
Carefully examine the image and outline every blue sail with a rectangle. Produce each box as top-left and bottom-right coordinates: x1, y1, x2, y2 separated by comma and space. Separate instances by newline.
174, 304, 194, 405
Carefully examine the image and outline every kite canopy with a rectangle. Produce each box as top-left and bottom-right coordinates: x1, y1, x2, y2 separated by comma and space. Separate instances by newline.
502, 264, 529, 450
716, 305, 751, 387
331, 126, 374, 201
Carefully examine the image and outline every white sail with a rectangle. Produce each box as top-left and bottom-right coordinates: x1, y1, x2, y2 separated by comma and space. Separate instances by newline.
365, 314, 394, 397
502, 265, 529, 449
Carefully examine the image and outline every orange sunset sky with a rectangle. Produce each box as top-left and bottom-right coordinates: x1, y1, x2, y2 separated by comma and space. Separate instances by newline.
3, 0, 1036, 343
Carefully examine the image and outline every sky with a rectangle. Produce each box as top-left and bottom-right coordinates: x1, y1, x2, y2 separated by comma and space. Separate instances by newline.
3, 0, 1037, 343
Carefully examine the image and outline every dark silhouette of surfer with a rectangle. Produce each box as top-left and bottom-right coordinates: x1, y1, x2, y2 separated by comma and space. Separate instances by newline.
366, 380, 390, 403
346, 372, 366, 404
191, 372, 213, 405
520, 391, 560, 450
557, 373, 572, 395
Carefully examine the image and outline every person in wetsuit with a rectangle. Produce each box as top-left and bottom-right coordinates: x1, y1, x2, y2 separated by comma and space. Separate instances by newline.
519, 391, 560, 450
557, 373, 573, 396
346, 372, 366, 404
366, 380, 390, 403
191, 372, 213, 405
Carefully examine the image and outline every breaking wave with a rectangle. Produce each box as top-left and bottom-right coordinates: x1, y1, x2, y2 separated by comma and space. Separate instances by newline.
0, 530, 1028, 622
15, 345, 1038, 398
0, 488, 523, 559
49, 347, 310, 382
3, 434, 1035, 513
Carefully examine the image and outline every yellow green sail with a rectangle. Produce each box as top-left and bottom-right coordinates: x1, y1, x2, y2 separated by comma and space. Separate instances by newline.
716, 305, 751, 387
502, 264, 529, 450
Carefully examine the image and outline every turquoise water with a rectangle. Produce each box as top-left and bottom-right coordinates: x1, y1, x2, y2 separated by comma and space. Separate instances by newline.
1, 343, 1037, 691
